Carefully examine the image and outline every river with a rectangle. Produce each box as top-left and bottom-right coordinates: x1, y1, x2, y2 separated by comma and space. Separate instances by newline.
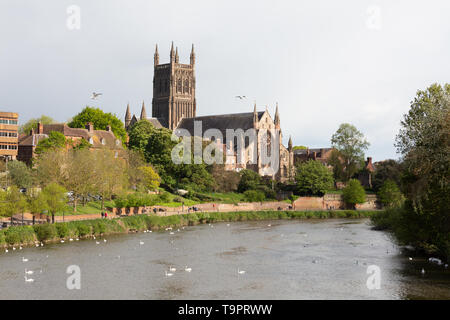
0, 219, 449, 299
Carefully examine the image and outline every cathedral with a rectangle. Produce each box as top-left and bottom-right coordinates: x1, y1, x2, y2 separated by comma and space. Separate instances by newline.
125, 43, 294, 182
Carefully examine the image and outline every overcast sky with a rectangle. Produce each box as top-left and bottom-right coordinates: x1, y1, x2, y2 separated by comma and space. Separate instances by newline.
0, 0, 449, 161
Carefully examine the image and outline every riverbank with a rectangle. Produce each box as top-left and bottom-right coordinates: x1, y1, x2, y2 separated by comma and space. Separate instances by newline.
0, 210, 379, 248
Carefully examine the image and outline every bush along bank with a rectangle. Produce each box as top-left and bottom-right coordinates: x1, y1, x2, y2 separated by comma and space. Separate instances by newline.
0, 210, 379, 248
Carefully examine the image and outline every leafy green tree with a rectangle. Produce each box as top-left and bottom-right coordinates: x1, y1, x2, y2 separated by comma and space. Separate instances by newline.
295, 160, 334, 196
35, 131, 67, 154
42, 183, 67, 223
342, 179, 366, 209
128, 120, 156, 154
7, 160, 33, 189
19, 115, 54, 134
138, 165, 161, 191
372, 159, 403, 192
128, 120, 214, 191
330, 123, 370, 182
34, 149, 68, 187
27, 192, 48, 224
68, 106, 127, 143
377, 180, 404, 208
238, 169, 262, 193
293, 145, 307, 150
392, 83, 449, 259
4, 186, 28, 225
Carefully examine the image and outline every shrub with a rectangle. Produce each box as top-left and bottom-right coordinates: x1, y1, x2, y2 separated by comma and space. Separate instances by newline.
342, 179, 366, 208
55, 223, 69, 238
0, 230, 5, 245
5, 226, 35, 245
34, 224, 57, 241
243, 190, 265, 202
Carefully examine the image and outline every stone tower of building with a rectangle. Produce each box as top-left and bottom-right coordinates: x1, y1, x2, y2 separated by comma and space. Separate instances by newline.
152, 42, 196, 130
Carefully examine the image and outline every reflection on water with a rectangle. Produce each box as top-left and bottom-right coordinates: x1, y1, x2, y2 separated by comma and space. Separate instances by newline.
0, 219, 449, 299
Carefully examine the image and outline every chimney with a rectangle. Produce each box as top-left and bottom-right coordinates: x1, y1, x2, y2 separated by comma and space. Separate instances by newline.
106, 125, 112, 132
367, 157, 372, 165
313, 151, 317, 160
37, 122, 43, 134
86, 122, 94, 133
30, 128, 34, 135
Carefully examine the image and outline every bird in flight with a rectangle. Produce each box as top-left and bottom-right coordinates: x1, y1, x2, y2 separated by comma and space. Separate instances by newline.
235, 95, 247, 100
91, 92, 103, 100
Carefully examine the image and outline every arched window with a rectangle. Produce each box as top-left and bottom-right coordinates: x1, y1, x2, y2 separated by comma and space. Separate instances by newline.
89, 137, 94, 144
101, 138, 106, 145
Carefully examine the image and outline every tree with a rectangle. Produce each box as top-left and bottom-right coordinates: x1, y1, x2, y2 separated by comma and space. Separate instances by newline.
293, 145, 307, 150
377, 180, 404, 209
4, 186, 27, 225
138, 165, 161, 191
35, 131, 67, 154
342, 179, 366, 209
393, 83, 449, 259
128, 120, 156, 154
42, 183, 67, 223
68, 106, 127, 144
27, 192, 48, 225
19, 115, 54, 134
331, 123, 370, 182
93, 148, 127, 209
7, 160, 33, 189
126, 149, 147, 190
372, 159, 403, 192
238, 169, 262, 193
295, 160, 334, 196
209, 164, 240, 192
34, 149, 68, 187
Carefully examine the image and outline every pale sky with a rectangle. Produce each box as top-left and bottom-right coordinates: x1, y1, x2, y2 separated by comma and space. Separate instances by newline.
0, 0, 449, 161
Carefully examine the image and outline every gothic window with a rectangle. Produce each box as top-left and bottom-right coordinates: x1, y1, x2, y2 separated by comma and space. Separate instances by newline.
184, 79, 189, 93
267, 131, 271, 157
177, 78, 182, 93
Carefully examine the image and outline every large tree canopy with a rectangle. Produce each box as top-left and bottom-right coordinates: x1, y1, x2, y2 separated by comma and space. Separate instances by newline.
295, 160, 333, 196
68, 106, 127, 143
330, 123, 370, 182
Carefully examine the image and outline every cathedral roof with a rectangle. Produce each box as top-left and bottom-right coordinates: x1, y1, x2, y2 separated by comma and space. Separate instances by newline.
176, 111, 265, 138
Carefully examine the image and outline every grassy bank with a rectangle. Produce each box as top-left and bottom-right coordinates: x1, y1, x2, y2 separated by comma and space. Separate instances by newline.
0, 210, 379, 248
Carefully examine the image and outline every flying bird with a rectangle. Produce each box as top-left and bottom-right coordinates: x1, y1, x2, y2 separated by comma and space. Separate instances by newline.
235, 95, 247, 100
91, 92, 103, 100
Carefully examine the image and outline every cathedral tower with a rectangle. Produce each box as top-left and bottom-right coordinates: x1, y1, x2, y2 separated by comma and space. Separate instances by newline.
152, 42, 196, 130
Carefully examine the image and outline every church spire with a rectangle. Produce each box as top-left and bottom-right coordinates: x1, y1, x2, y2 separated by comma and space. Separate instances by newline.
125, 103, 131, 128
175, 47, 179, 63
154, 44, 159, 66
253, 102, 258, 125
190, 44, 195, 66
274, 102, 280, 129
140, 101, 147, 120
170, 41, 175, 62
288, 136, 293, 152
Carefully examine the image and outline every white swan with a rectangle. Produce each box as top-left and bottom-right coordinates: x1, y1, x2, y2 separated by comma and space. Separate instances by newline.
25, 269, 34, 275
238, 268, 246, 274
169, 232, 174, 235
96, 241, 100, 245
139, 241, 144, 245
185, 266, 192, 272
169, 266, 176, 272
267, 224, 271, 227
103, 239, 107, 242
12, 247, 16, 251
60, 240, 64, 243
69, 238, 73, 241
165, 270, 173, 277
421, 268, 425, 275
409, 257, 413, 261
24, 276, 34, 283
19, 246, 23, 250
4, 249, 8, 253
22, 257, 28, 262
